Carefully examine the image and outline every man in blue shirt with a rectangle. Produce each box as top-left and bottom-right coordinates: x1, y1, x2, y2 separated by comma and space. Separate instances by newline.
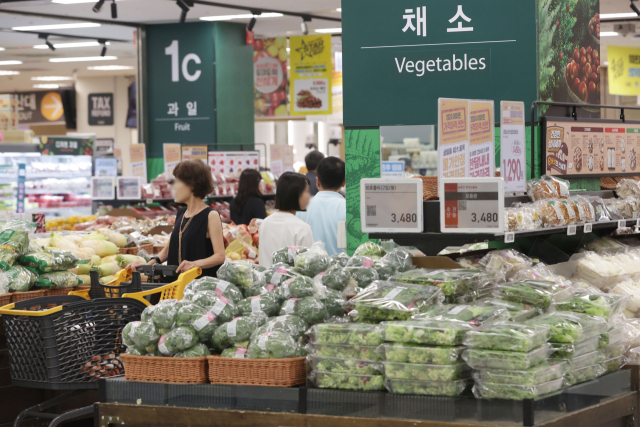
297, 156, 346, 255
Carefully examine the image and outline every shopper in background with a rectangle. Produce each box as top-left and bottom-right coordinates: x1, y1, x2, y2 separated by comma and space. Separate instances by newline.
304, 150, 325, 196
258, 171, 314, 267
297, 157, 346, 255
230, 169, 267, 226
130, 160, 226, 277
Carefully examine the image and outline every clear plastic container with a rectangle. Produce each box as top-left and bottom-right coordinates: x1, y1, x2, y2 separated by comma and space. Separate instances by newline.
385, 378, 470, 396
600, 325, 627, 348
462, 344, 553, 370
349, 280, 444, 321
527, 312, 609, 344
473, 378, 565, 400
557, 350, 604, 370
602, 342, 628, 359
391, 269, 498, 302
377, 343, 464, 365
306, 323, 383, 346
306, 356, 382, 375
550, 337, 600, 359
380, 320, 472, 346
306, 342, 380, 361
565, 364, 604, 385
480, 250, 533, 275
479, 298, 542, 322
308, 371, 385, 391
602, 356, 626, 374
463, 322, 551, 352
495, 280, 574, 309
472, 362, 567, 387
555, 293, 628, 320
412, 304, 509, 327
383, 361, 469, 382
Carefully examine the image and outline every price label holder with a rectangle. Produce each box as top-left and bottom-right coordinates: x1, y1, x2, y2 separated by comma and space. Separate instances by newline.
146, 198, 153, 204
584, 223, 593, 233
439, 177, 504, 233
567, 225, 577, 236
637, 219, 640, 227
618, 220, 627, 229
360, 178, 424, 233
116, 176, 142, 200
91, 177, 115, 200
504, 232, 515, 243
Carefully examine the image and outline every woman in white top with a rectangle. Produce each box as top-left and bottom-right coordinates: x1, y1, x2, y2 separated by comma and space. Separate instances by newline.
259, 172, 314, 267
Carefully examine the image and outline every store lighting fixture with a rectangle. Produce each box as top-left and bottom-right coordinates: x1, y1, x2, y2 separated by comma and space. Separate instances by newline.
176, 0, 191, 23
200, 13, 282, 21
31, 76, 73, 81
0, 71, 20, 76
93, 0, 105, 12
46, 39, 56, 51
336, 8, 342, 12
52, 0, 121, 3
87, 65, 133, 70
600, 12, 638, 18
247, 16, 258, 31
0, 48, 5, 51
315, 28, 342, 33
49, 56, 117, 62
33, 84, 60, 89
632, 0, 640, 15
601, 31, 619, 36
34, 41, 108, 49
0, 60, 22, 65
111, 0, 117, 18
12, 23, 100, 31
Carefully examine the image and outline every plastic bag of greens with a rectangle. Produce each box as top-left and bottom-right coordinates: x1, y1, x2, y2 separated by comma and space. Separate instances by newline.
176, 303, 208, 328
280, 296, 327, 325
392, 269, 493, 303
0, 220, 34, 270
294, 242, 330, 277
123, 321, 160, 354
472, 362, 567, 387
413, 303, 509, 327
213, 314, 269, 350
247, 330, 298, 359
463, 322, 551, 352
346, 256, 376, 268
174, 343, 211, 358
527, 312, 608, 344
159, 326, 198, 356
6, 265, 38, 292
0, 272, 8, 295
462, 344, 553, 370
319, 287, 348, 318
141, 305, 157, 323
354, 241, 386, 257
217, 260, 254, 288
495, 280, 574, 309
279, 275, 315, 299
18, 250, 79, 273
317, 265, 351, 292
151, 299, 180, 333
373, 259, 398, 281
479, 249, 533, 275
383, 247, 414, 273
307, 323, 383, 346
251, 315, 309, 341
191, 290, 219, 308
555, 292, 628, 320
345, 267, 378, 292
264, 263, 302, 286
381, 320, 473, 346
184, 276, 243, 303
36, 271, 83, 290
377, 343, 464, 365
237, 292, 281, 316
221, 347, 249, 358
478, 298, 542, 322
330, 252, 350, 268
309, 371, 385, 391
309, 355, 382, 375
272, 246, 308, 266
207, 295, 239, 323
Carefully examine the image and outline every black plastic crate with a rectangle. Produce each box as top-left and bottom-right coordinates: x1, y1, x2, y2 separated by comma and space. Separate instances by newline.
384, 394, 476, 422
307, 389, 382, 418
167, 384, 235, 409
103, 377, 167, 406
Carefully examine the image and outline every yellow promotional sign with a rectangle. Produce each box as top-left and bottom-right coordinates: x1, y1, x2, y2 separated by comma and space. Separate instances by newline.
40, 92, 64, 121
608, 45, 640, 96
182, 145, 208, 164
438, 98, 469, 179
289, 34, 332, 116
468, 100, 494, 178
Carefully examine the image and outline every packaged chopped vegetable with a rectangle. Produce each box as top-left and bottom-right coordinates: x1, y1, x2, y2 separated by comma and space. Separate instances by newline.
464, 322, 551, 352
602, 341, 628, 359
473, 378, 565, 400
251, 315, 308, 340
0, 220, 34, 270
565, 364, 604, 385
349, 280, 444, 321
555, 292, 627, 320
308, 356, 382, 375
184, 277, 243, 303
158, 326, 198, 356
294, 242, 330, 277
413, 304, 509, 327
353, 241, 386, 257
309, 371, 385, 391
381, 320, 472, 346
123, 321, 160, 354
377, 343, 463, 365
385, 378, 470, 396
272, 245, 307, 266
480, 249, 533, 275
391, 269, 494, 302
36, 271, 83, 289
237, 292, 281, 317
600, 325, 627, 348
554, 350, 603, 372
602, 356, 626, 374
306, 342, 380, 361
307, 323, 382, 346
479, 298, 542, 322
6, 265, 38, 292
247, 330, 299, 359
383, 361, 469, 382
373, 259, 397, 280
496, 280, 574, 309
527, 312, 608, 344
551, 337, 600, 359
462, 344, 553, 370
18, 250, 79, 273
472, 362, 567, 387
318, 265, 351, 291
279, 296, 327, 325
344, 267, 378, 292
383, 247, 414, 273
330, 252, 350, 268
216, 260, 254, 288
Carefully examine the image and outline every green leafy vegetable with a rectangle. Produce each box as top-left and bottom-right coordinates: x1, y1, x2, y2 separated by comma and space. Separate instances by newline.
18, 250, 78, 273
353, 242, 386, 257
384, 361, 469, 381
280, 296, 327, 325
251, 315, 308, 340
308, 323, 383, 346
381, 320, 471, 346
350, 281, 444, 321
306, 343, 379, 361
526, 312, 608, 344
473, 378, 564, 399
237, 292, 281, 317
472, 363, 567, 387
463, 322, 551, 352
36, 271, 82, 289
479, 298, 542, 322
320, 265, 351, 291
279, 275, 315, 299
383, 247, 414, 273
174, 343, 211, 358
497, 280, 573, 309
5, 265, 38, 292
247, 331, 298, 359
310, 356, 382, 375
462, 344, 552, 370
311, 371, 385, 391
217, 260, 254, 288
555, 293, 627, 319
378, 343, 463, 365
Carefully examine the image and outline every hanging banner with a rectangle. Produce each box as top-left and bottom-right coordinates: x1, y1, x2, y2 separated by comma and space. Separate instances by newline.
468, 100, 494, 178
608, 45, 640, 96
438, 98, 469, 179
39, 136, 93, 156
289, 34, 332, 116
500, 101, 527, 192
254, 37, 288, 117
130, 144, 147, 182
163, 143, 182, 179
181, 145, 208, 164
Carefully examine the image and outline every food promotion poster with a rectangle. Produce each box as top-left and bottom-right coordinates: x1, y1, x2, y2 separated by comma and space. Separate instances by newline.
468, 100, 495, 178
608, 45, 640, 96
289, 34, 332, 116
437, 98, 470, 180
538, 0, 600, 118
254, 38, 288, 117
39, 136, 93, 156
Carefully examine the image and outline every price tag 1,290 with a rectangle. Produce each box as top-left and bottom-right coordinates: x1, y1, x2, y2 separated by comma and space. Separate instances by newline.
440, 178, 505, 233
584, 223, 593, 233
360, 178, 424, 234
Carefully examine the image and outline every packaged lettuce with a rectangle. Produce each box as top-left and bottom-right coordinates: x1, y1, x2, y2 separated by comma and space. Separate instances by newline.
383, 361, 469, 382
280, 296, 327, 325
555, 350, 604, 370
496, 280, 574, 309
191, 290, 218, 308
140, 305, 157, 323
330, 252, 350, 268
344, 267, 378, 291
479, 298, 542, 322
462, 344, 553, 370
377, 343, 464, 365
159, 326, 198, 356
264, 263, 301, 286
385, 378, 469, 396
174, 343, 211, 358
346, 255, 377, 269
251, 315, 308, 340
309, 371, 385, 391
392, 269, 494, 302
237, 292, 281, 317
551, 337, 600, 359
6, 265, 38, 292
472, 378, 565, 399
175, 303, 208, 328
221, 347, 249, 358
36, 271, 82, 289
414, 304, 509, 327
247, 330, 299, 359
318, 287, 348, 317
279, 275, 315, 299
184, 277, 243, 303
123, 321, 160, 354
602, 356, 626, 374
272, 246, 307, 266
373, 259, 397, 281
307, 323, 383, 346
527, 312, 608, 344
565, 364, 604, 385
294, 242, 330, 277
306, 343, 379, 361
383, 247, 414, 273
151, 299, 180, 331
0, 220, 33, 270
600, 325, 627, 348
318, 265, 351, 291
217, 260, 254, 288
18, 250, 78, 273
214, 314, 269, 349
463, 322, 551, 352
205, 295, 239, 323
354, 241, 386, 257
602, 341, 628, 359
472, 362, 567, 387
555, 292, 627, 320
308, 355, 382, 375
349, 281, 444, 321
381, 320, 472, 346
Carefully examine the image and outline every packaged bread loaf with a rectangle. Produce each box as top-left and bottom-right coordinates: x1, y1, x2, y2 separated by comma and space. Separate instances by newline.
568, 197, 586, 224
543, 175, 570, 199
527, 179, 558, 202
534, 200, 567, 227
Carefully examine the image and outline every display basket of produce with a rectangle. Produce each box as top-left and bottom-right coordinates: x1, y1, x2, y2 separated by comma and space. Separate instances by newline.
207, 355, 307, 387
119, 242, 153, 255
0, 295, 146, 390
0, 292, 10, 307
120, 354, 208, 384
10, 289, 47, 303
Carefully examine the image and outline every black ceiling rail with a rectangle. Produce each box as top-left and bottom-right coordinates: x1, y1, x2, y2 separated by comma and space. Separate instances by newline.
0, 7, 142, 28
191, 0, 341, 22
0, 28, 132, 43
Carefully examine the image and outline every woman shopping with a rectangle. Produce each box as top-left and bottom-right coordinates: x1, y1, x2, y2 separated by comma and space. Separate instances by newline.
131, 160, 226, 277
258, 171, 314, 267
230, 169, 267, 226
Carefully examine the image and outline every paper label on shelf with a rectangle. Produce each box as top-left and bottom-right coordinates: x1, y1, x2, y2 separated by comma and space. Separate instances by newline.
193, 312, 216, 331
211, 296, 229, 316
283, 298, 297, 314
619, 220, 626, 229
384, 287, 406, 301
227, 319, 238, 338
234, 348, 247, 359
584, 223, 593, 233
505, 232, 515, 243
567, 225, 577, 236
146, 198, 153, 204
251, 296, 262, 312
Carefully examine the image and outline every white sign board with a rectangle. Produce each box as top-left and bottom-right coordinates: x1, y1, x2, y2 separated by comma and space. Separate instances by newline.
381, 161, 405, 178
439, 177, 504, 233
116, 176, 142, 200
91, 177, 115, 200
500, 101, 527, 193
360, 178, 423, 234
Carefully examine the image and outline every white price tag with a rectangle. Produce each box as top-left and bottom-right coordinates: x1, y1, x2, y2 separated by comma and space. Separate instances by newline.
440, 178, 504, 233
637, 219, 640, 227
567, 225, 576, 236
146, 198, 153, 204
584, 223, 593, 233
504, 233, 515, 243
500, 101, 527, 193
618, 220, 626, 229
91, 177, 115, 200
360, 178, 424, 233
116, 177, 142, 200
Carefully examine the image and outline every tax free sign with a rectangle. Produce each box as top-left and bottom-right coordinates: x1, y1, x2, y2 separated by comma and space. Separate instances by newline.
342, 0, 537, 127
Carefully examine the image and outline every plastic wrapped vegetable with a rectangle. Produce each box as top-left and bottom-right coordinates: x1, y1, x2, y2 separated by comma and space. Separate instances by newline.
6, 265, 38, 292
318, 287, 348, 317
550, 337, 600, 359
176, 303, 208, 328
217, 260, 254, 288
271, 246, 308, 266
159, 326, 198, 356
391, 269, 494, 302
306, 342, 379, 361
294, 242, 330, 277
221, 347, 249, 358
383, 247, 414, 273
123, 321, 160, 354
237, 292, 281, 317
318, 265, 351, 291
140, 305, 157, 323
480, 249, 533, 274
479, 298, 542, 322
354, 241, 386, 257
527, 312, 608, 344
464, 322, 551, 352
381, 320, 472, 346
472, 362, 566, 387
377, 343, 463, 365
264, 263, 301, 286
565, 364, 605, 385
385, 378, 469, 396
36, 271, 82, 289
309, 371, 385, 391
462, 344, 553, 370
414, 304, 509, 327
307, 323, 383, 346
373, 259, 397, 281
330, 252, 350, 268
247, 330, 298, 359
344, 267, 378, 291
278, 275, 315, 299
309, 356, 382, 375
184, 277, 243, 303
0, 220, 34, 270
384, 361, 469, 382
214, 314, 269, 349
280, 296, 327, 325
473, 378, 565, 399
495, 280, 574, 309
555, 292, 627, 320
174, 343, 211, 358
151, 299, 180, 332
191, 290, 219, 309
252, 315, 308, 340
18, 250, 78, 273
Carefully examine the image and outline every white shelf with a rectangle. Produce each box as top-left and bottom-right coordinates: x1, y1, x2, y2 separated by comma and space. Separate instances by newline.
0, 172, 92, 181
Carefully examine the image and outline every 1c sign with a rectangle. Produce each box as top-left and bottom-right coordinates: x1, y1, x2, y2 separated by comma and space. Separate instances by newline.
165, 40, 201, 82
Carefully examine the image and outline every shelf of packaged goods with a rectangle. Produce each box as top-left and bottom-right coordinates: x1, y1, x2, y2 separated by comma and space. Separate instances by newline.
25, 206, 92, 215
26, 189, 91, 195
0, 172, 92, 181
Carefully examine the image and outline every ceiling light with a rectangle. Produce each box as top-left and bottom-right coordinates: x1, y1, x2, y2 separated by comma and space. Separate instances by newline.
52, 0, 121, 3
0, 61, 22, 65
0, 48, 5, 51
33, 84, 60, 89
87, 65, 133, 70
34, 41, 108, 49
31, 76, 73, 81
200, 13, 282, 21
50, 56, 117, 62
111, 0, 117, 18
12, 23, 100, 31
336, 8, 342, 12
600, 12, 638, 18
100, 42, 107, 57
248, 16, 257, 31
46, 40, 56, 51
93, 0, 105, 12
301, 21, 309, 35
0, 71, 20, 76
315, 28, 342, 33
601, 31, 619, 36
633, 0, 640, 15
176, 0, 190, 23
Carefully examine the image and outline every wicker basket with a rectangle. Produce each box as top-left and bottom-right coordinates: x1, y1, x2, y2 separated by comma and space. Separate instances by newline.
119, 243, 154, 255
412, 175, 438, 201
121, 354, 208, 384
152, 245, 165, 255
45, 287, 77, 297
207, 355, 306, 387
11, 289, 47, 303
0, 293, 10, 308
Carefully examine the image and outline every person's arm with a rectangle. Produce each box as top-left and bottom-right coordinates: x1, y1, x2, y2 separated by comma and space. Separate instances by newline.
253, 197, 267, 220
176, 211, 226, 273
131, 240, 168, 271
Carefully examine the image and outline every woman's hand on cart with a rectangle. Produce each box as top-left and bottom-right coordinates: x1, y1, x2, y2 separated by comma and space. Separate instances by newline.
130, 259, 157, 272
176, 260, 198, 273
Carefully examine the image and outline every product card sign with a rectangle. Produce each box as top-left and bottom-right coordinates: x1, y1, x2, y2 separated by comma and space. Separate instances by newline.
163, 143, 181, 179
440, 177, 504, 233
500, 101, 527, 192
116, 177, 141, 200
381, 161, 405, 178
468, 100, 495, 178
438, 98, 470, 179
88, 93, 114, 126
360, 178, 424, 233
92, 177, 115, 200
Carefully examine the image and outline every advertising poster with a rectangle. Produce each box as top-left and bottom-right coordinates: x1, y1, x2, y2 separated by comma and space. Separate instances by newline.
608, 45, 640, 96
15, 91, 65, 125
181, 145, 208, 164
254, 37, 288, 117
130, 144, 147, 182
500, 101, 527, 193
289, 34, 332, 116
468, 100, 494, 178
39, 136, 93, 156
438, 98, 469, 179
88, 93, 114, 126
208, 151, 260, 176
163, 143, 182, 179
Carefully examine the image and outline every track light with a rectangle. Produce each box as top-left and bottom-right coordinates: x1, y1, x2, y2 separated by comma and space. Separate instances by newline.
176, 0, 190, 23
92, 0, 105, 13
46, 39, 55, 51
111, 0, 117, 18
99, 40, 107, 56
248, 17, 257, 31
632, 0, 640, 16
301, 21, 308, 35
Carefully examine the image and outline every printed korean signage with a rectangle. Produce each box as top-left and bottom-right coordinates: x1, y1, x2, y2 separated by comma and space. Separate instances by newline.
254, 38, 288, 117
163, 143, 181, 179
500, 101, 527, 193
181, 145, 208, 164
130, 144, 147, 182
39, 136, 93, 156
468, 100, 494, 178
15, 91, 65, 125
608, 45, 640, 96
208, 151, 260, 176
438, 98, 469, 179
342, 0, 537, 127
289, 34, 332, 116
88, 93, 114, 126
544, 118, 640, 177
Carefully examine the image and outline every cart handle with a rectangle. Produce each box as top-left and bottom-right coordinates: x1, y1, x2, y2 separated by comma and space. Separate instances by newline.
69, 267, 132, 299
0, 302, 63, 317
122, 267, 202, 306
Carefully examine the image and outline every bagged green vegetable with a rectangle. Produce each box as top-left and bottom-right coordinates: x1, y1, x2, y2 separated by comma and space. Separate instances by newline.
123, 321, 160, 354
496, 280, 574, 309
237, 292, 281, 316
378, 343, 464, 365
214, 314, 269, 350
264, 263, 301, 286
383, 247, 414, 273
344, 267, 378, 291
217, 260, 254, 288
247, 330, 298, 359
159, 326, 198, 356
221, 347, 249, 358
151, 299, 180, 331
550, 337, 600, 359
462, 344, 553, 370
309, 371, 385, 391
307, 323, 383, 346
381, 320, 472, 346
184, 276, 243, 303
473, 378, 565, 399
0, 220, 34, 270
279, 275, 315, 299
306, 342, 380, 361
354, 241, 386, 257
414, 304, 509, 327
472, 362, 567, 387
463, 322, 551, 352
280, 296, 327, 325
6, 265, 38, 292
478, 298, 542, 322
174, 343, 211, 358
252, 315, 308, 340
565, 364, 605, 385
318, 265, 351, 291
318, 287, 348, 318
272, 246, 308, 266
18, 250, 79, 273
36, 271, 82, 289
330, 252, 350, 268
555, 292, 627, 319
384, 361, 469, 381
527, 312, 608, 344
294, 242, 330, 277
309, 356, 382, 375
392, 269, 495, 302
